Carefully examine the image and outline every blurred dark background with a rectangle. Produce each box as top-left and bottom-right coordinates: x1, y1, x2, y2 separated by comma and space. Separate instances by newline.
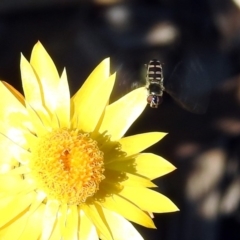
1, 0, 240, 239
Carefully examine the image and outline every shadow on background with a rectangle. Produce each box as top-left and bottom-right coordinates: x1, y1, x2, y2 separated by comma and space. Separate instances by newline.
0, 0, 240, 239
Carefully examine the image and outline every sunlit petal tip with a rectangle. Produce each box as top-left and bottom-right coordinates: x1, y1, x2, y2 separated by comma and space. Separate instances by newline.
167, 204, 180, 213
20, 53, 31, 70
102, 57, 110, 68
30, 41, 58, 73
31, 41, 45, 60
87, 57, 110, 85
20, 52, 25, 60
101, 57, 110, 69
172, 165, 177, 171
153, 131, 168, 141
174, 205, 180, 212
33, 41, 44, 52
20, 53, 28, 71
130, 153, 177, 179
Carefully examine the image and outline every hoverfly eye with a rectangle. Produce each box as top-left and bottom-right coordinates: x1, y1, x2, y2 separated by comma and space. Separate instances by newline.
147, 95, 154, 104
147, 95, 163, 108
153, 95, 163, 105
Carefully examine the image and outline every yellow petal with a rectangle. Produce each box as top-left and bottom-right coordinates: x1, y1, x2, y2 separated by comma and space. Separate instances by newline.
0, 81, 33, 130
49, 215, 62, 240
123, 173, 157, 188
71, 58, 109, 100
1, 81, 25, 105
100, 195, 156, 228
27, 191, 46, 214
26, 103, 50, 136
30, 42, 60, 113
7, 165, 30, 175
119, 132, 167, 156
50, 106, 61, 129
104, 158, 138, 177
99, 87, 147, 141
0, 192, 35, 228
72, 58, 110, 101
55, 69, 70, 128
0, 81, 29, 129
81, 204, 113, 239
0, 163, 11, 174
59, 203, 68, 236
103, 167, 156, 188
0, 125, 27, 150
63, 205, 78, 240
0, 209, 29, 240
18, 204, 45, 240
41, 200, 60, 240
45, 202, 70, 239
21, 53, 44, 110
119, 186, 179, 213
48, 205, 69, 240
0, 122, 36, 150
13, 147, 31, 165
0, 134, 23, 167
0, 194, 15, 210
0, 173, 36, 194
78, 209, 98, 240
100, 208, 144, 240
72, 73, 115, 132
135, 153, 176, 179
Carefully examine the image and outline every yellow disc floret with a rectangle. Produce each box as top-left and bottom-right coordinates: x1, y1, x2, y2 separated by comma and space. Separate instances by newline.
30, 128, 105, 205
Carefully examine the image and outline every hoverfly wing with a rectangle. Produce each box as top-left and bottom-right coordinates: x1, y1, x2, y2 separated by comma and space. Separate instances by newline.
165, 54, 211, 114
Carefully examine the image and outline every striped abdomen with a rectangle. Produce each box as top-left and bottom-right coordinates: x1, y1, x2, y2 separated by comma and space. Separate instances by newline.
146, 59, 163, 84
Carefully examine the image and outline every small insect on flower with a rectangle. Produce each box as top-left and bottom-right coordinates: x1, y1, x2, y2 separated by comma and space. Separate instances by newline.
146, 59, 165, 108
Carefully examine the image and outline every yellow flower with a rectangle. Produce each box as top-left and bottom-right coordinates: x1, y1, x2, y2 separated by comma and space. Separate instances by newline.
0, 42, 178, 240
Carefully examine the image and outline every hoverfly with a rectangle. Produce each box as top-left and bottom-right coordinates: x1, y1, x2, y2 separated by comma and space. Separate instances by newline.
113, 53, 210, 114
145, 55, 210, 113
146, 59, 164, 108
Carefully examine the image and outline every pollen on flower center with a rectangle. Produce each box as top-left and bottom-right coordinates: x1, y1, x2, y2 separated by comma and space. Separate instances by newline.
30, 128, 105, 205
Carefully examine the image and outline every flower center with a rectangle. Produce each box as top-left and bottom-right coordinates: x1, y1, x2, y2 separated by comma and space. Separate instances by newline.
30, 128, 105, 205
